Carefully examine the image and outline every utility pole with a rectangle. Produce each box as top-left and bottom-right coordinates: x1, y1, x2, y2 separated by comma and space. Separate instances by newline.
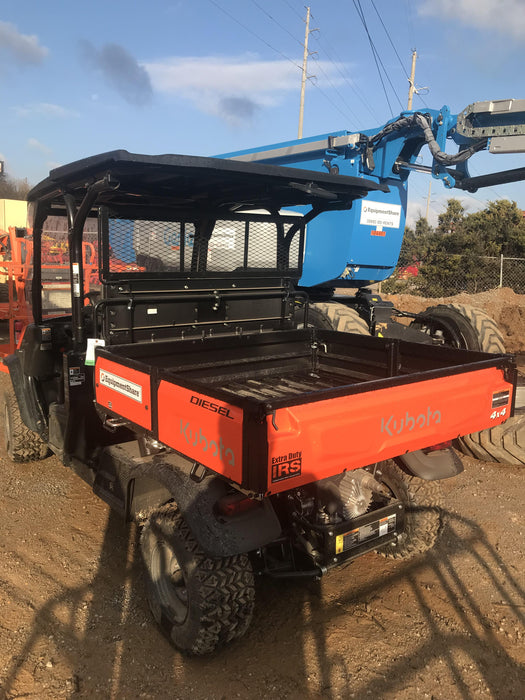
298, 6, 311, 139
407, 49, 417, 110
425, 181, 432, 221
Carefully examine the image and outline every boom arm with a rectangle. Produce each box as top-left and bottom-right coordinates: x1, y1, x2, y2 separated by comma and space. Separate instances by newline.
220, 99, 525, 287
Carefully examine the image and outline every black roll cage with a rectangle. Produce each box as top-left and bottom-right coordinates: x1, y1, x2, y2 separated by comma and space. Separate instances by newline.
27, 150, 388, 349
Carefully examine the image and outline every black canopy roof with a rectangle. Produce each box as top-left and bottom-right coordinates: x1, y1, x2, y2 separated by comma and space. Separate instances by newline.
27, 150, 388, 216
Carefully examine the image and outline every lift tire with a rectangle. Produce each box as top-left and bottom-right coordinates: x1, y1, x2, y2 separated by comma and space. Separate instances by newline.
141, 504, 255, 656
411, 303, 505, 353
3, 389, 49, 462
376, 460, 443, 559
411, 303, 525, 465
455, 414, 525, 465
307, 301, 370, 334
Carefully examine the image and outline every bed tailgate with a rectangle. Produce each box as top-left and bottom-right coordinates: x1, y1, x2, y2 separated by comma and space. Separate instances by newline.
266, 365, 513, 493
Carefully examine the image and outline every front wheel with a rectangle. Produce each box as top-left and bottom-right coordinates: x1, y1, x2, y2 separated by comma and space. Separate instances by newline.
376, 460, 443, 559
140, 504, 255, 655
4, 389, 49, 462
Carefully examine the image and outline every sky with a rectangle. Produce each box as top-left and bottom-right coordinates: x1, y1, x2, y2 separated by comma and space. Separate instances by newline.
0, 0, 524, 226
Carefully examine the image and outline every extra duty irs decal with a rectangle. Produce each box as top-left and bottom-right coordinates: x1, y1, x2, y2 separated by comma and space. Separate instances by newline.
99, 369, 143, 403
271, 451, 302, 482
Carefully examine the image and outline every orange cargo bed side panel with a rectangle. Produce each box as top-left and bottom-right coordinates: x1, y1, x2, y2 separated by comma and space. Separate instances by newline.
95, 357, 152, 430
266, 366, 513, 494
157, 381, 244, 485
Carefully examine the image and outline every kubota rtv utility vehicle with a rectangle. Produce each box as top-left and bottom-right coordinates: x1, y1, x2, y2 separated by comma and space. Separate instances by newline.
4, 152, 517, 654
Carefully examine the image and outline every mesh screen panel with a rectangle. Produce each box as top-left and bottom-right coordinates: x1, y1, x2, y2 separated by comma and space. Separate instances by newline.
37, 215, 100, 316
106, 215, 303, 277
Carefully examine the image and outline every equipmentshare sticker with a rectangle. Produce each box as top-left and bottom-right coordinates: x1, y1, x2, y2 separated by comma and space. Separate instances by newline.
99, 369, 142, 402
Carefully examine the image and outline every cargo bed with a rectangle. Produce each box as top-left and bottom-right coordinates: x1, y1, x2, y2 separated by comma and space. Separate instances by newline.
95, 328, 516, 496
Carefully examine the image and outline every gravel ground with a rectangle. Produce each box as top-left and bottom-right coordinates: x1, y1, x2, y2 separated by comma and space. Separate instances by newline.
0, 289, 524, 699
0, 373, 523, 699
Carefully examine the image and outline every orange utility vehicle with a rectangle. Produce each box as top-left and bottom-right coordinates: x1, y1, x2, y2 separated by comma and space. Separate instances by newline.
4, 152, 517, 655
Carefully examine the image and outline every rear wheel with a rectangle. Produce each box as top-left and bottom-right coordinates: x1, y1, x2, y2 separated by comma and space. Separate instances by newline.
140, 504, 255, 655
376, 460, 443, 559
4, 389, 49, 462
307, 301, 370, 334
411, 303, 523, 465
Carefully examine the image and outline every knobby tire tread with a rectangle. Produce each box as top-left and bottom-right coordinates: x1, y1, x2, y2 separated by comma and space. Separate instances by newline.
4, 390, 49, 462
141, 504, 255, 655
308, 302, 370, 335
377, 461, 443, 559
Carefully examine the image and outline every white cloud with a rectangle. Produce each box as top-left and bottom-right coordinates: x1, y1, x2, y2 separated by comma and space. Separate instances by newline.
15, 103, 79, 119
144, 55, 343, 123
0, 21, 48, 64
406, 190, 488, 228
419, 0, 525, 40
27, 138, 52, 155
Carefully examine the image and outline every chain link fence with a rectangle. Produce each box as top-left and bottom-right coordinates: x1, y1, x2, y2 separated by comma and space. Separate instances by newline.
382, 255, 525, 297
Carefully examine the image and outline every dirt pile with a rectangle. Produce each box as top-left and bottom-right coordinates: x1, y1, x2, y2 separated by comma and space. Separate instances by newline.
382, 287, 525, 354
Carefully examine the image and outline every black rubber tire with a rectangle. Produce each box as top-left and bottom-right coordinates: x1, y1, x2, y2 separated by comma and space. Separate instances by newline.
140, 504, 255, 655
457, 415, 525, 465
376, 461, 443, 559
3, 389, 49, 462
411, 303, 505, 353
307, 301, 370, 334
410, 303, 525, 466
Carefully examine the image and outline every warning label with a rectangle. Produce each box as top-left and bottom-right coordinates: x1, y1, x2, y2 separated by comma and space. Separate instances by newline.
360, 200, 402, 229
335, 513, 396, 554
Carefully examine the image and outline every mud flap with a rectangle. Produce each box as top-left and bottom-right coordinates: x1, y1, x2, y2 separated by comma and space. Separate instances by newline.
99, 444, 282, 557
396, 447, 464, 481
4, 353, 47, 437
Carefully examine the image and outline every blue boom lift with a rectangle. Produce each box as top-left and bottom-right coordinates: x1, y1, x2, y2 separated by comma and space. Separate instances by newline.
220, 99, 525, 330
220, 99, 525, 463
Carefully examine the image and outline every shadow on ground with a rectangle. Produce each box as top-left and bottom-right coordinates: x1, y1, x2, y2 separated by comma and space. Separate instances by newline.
1, 503, 524, 699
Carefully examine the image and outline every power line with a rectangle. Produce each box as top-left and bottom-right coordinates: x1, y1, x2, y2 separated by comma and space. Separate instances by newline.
251, 2, 361, 128
308, 77, 361, 124
371, 0, 409, 79
353, 0, 395, 115
280, 0, 304, 21
369, 0, 431, 112
353, 0, 405, 114
309, 24, 382, 123
308, 56, 362, 128
207, 0, 303, 72
209, 0, 371, 131
250, 0, 303, 48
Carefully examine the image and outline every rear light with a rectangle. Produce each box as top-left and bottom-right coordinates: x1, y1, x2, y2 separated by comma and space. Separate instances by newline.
217, 493, 259, 517
424, 440, 452, 453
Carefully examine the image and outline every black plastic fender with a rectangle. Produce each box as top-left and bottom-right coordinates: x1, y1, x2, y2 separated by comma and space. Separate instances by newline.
396, 447, 464, 481
98, 444, 282, 558
3, 353, 48, 437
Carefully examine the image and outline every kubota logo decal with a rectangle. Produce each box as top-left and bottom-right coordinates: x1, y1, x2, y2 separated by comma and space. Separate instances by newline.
180, 420, 236, 466
381, 407, 441, 436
